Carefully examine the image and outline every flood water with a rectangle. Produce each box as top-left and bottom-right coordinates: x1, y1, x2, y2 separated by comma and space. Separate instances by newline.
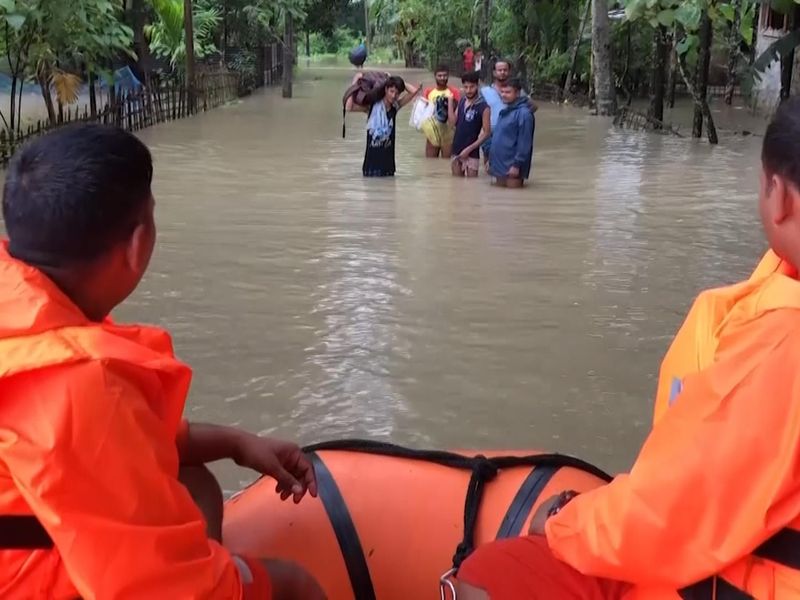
68, 66, 770, 491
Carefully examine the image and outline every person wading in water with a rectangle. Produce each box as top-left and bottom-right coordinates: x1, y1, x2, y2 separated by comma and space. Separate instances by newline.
347, 75, 421, 177
481, 59, 537, 171
450, 71, 491, 178
421, 65, 461, 159
488, 78, 535, 188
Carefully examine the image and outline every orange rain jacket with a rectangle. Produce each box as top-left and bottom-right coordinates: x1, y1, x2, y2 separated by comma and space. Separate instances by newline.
0, 243, 264, 599
545, 250, 800, 598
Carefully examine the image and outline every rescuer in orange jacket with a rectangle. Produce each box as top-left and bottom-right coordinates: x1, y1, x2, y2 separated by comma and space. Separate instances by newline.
0, 124, 326, 599
454, 98, 800, 599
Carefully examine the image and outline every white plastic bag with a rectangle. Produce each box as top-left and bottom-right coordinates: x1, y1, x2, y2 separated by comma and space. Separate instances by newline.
409, 97, 434, 131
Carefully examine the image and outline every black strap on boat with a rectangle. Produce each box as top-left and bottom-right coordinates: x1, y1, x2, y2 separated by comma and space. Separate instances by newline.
678, 575, 756, 600
753, 526, 800, 569
308, 452, 376, 600
495, 465, 559, 539
451, 455, 499, 570
302, 439, 613, 576
0, 515, 53, 549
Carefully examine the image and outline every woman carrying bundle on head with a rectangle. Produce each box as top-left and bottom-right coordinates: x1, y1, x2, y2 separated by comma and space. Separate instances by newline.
345, 73, 421, 178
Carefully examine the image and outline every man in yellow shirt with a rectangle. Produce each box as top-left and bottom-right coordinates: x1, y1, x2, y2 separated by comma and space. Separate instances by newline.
421, 65, 461, 158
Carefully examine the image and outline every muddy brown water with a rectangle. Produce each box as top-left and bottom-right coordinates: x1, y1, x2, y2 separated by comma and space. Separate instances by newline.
2, 66, 768, 493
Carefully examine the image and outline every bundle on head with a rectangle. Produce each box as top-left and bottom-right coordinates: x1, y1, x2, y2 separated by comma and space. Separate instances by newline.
341, 71, 390, 138
349, 43, 368, 67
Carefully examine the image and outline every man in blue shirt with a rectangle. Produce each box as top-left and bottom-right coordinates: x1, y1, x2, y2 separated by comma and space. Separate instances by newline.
488, 78, 535, 188
481, 59, 537, 170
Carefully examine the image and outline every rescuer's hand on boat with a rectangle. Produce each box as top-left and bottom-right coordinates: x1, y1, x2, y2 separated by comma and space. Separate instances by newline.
234, 435, 318, 504
528, 491, 580, 535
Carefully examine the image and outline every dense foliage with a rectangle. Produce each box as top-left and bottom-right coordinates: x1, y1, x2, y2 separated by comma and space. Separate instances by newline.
0, 0, 797, 139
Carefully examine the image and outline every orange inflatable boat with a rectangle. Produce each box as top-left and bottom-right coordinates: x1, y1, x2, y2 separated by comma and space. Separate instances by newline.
223, 440, 612, 600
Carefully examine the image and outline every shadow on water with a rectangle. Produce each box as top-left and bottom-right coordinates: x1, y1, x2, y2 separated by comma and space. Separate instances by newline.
75, 66, 765, 492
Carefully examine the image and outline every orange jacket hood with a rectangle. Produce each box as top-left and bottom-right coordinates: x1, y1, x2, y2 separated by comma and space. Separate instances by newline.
651, 248, 800, 424
0, 241, 90, 340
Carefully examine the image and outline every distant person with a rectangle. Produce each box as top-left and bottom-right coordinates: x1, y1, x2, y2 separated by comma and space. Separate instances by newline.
463, 44, 475, 73
474, 50, 483, 74
450, 71, 491, 178
421, 65, 461, 158
488, 78, 534, 188
347, 74, 421, 177
481, 59, 537, 169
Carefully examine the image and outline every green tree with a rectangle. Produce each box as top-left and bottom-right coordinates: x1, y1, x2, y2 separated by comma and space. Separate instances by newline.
0, 0, 133, 128
145, 0, 219, 70
623, 0, 723, 141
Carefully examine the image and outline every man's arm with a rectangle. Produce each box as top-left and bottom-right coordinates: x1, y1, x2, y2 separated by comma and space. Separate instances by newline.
459, 106, 492, 158
511, 112, 533, 170
0, 362, 253, 599
448, 97, 458, 127
398, 83, 422, 109
545, 315, 800, 586
177, 421, 317, 503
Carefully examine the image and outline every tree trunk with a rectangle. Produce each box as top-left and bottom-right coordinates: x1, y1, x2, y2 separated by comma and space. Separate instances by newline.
89, 71, 97, 117
522, 0, 538, 88
780, 7, 797, 101
290, 16, 297, 66
109, 65, 118, 126
16, 76, 22, 133
749, 4, 759, 65
38, 71, 56, 125
364, 0, 370, 48
132, 0, 151, 75
306, 29, 310, 57
282, 12, 293, 98
184, 0, 196, 113
589, 44, 596, 106
480, 0, 491, 81
621, 21, 632, 104
667, 30, 678, 108
649, 25, 668, 125
564, 0, 591, 98
9, 75, 17, 133
724, 0, 742, 104
693, 11, 712, 138
223, 0, 228, 58
591, 0, 616, 115
678, 43, 718, 144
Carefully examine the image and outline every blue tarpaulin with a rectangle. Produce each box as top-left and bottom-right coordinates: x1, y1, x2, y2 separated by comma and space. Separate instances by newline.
98, 66, 143, 93
0, 66, 143, 96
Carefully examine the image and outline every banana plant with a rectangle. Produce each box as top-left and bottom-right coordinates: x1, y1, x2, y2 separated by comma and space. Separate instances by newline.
145, 0, 220, 70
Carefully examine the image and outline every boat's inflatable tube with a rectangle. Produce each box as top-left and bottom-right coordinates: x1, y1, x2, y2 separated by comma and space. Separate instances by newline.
223, 440, 611, 600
